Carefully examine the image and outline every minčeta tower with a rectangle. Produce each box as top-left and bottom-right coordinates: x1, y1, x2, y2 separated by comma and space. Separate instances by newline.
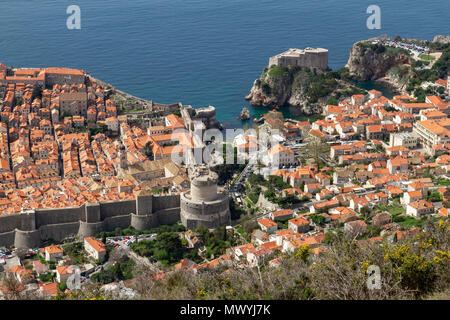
180, 167, 231, 229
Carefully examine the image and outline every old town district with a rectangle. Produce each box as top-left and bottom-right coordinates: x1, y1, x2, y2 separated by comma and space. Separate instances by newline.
0, 62, 449, 298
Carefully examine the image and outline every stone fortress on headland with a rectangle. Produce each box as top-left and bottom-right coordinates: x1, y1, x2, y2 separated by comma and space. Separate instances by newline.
180, 167, 231, 229
268, 47, 329, 71
181, 105, 222, 132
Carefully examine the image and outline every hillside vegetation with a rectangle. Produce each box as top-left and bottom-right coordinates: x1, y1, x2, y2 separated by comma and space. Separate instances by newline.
246, 65, 365, 115
48, 219, 449, 300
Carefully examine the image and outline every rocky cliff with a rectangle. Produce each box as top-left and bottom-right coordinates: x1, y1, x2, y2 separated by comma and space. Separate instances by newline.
245, 65, 363, 115
245, 67, 323, 114
345, 41, 411, 81
246, 40, 416, 114
433, 35, 450, 44
245, 67, 293, 108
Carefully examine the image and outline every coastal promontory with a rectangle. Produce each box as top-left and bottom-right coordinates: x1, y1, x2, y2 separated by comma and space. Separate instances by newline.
245, 47, 366, 115
246, 36, 450, 112
345, 41, 411, 81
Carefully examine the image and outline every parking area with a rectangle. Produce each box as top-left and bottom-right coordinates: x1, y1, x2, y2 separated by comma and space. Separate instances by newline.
106, 234, 158, 249
371, 39, 429, 56
107, 236, 136, 249
0, 247, 12, 262
1, 255, 21, 271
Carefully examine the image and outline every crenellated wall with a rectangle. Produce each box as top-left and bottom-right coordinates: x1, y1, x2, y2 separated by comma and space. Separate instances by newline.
0, 194, 182, 248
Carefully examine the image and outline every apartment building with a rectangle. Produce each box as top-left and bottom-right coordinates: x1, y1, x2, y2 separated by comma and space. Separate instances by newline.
413, 118, 450, 152
389, 132, 419, 149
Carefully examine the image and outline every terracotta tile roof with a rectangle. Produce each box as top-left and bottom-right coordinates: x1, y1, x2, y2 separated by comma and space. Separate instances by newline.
271, 209, 293, 218
268, 144, 294, 155
45, 244, 63, 255
45, 67, 84, 76
41, 282, 58, 296
56, 265, 74, 275
289, 217, 309, 226
408, 199, 433, 210
84, 237, 106, 253
258, 218, 277, 228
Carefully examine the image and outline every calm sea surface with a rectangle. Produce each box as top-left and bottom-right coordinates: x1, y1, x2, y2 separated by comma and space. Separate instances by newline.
0, 0, 449, 127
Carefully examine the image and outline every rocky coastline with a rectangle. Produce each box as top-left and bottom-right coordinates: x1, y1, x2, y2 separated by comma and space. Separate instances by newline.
244, 69, 329, 115
373, 77, 406, 95
87, 73, 154, 110
344, 41, 411, 81
245, 36, 430, 113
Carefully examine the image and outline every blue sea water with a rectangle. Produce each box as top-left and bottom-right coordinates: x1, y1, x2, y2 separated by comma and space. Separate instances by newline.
0, 0, 449, 128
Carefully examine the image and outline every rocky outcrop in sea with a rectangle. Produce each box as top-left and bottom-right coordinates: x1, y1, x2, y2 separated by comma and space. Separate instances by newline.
237, 107, 250, 120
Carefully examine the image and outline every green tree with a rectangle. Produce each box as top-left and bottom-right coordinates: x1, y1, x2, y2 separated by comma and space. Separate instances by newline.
154, 232, 184, 261
58, 282, 67, 292
360, 206, 372, 222
295, 244, 311, 263
32, 84, 43, 100
144, 142, 154, 160
309, 214, 326, 226
230, 199, 245, 220
300, 181, 306, 192
243, 220, 259, 235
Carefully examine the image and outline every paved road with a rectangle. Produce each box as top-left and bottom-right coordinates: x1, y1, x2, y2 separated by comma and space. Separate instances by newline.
230, 156, 256, 193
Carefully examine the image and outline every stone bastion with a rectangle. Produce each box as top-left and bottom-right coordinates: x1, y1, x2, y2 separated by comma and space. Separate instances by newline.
180, 169, 231, 229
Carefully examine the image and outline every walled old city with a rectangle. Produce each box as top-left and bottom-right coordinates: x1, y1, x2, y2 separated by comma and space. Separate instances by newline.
0, 39, 449, 299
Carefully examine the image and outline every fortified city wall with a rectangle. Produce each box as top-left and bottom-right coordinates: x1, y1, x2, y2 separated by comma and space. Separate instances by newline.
0, 193, 180, 248
181, 105, 221, 131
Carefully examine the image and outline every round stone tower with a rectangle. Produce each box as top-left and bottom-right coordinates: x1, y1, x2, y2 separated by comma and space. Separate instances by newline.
190, 171, 218, 202
180, 167, 230, 229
